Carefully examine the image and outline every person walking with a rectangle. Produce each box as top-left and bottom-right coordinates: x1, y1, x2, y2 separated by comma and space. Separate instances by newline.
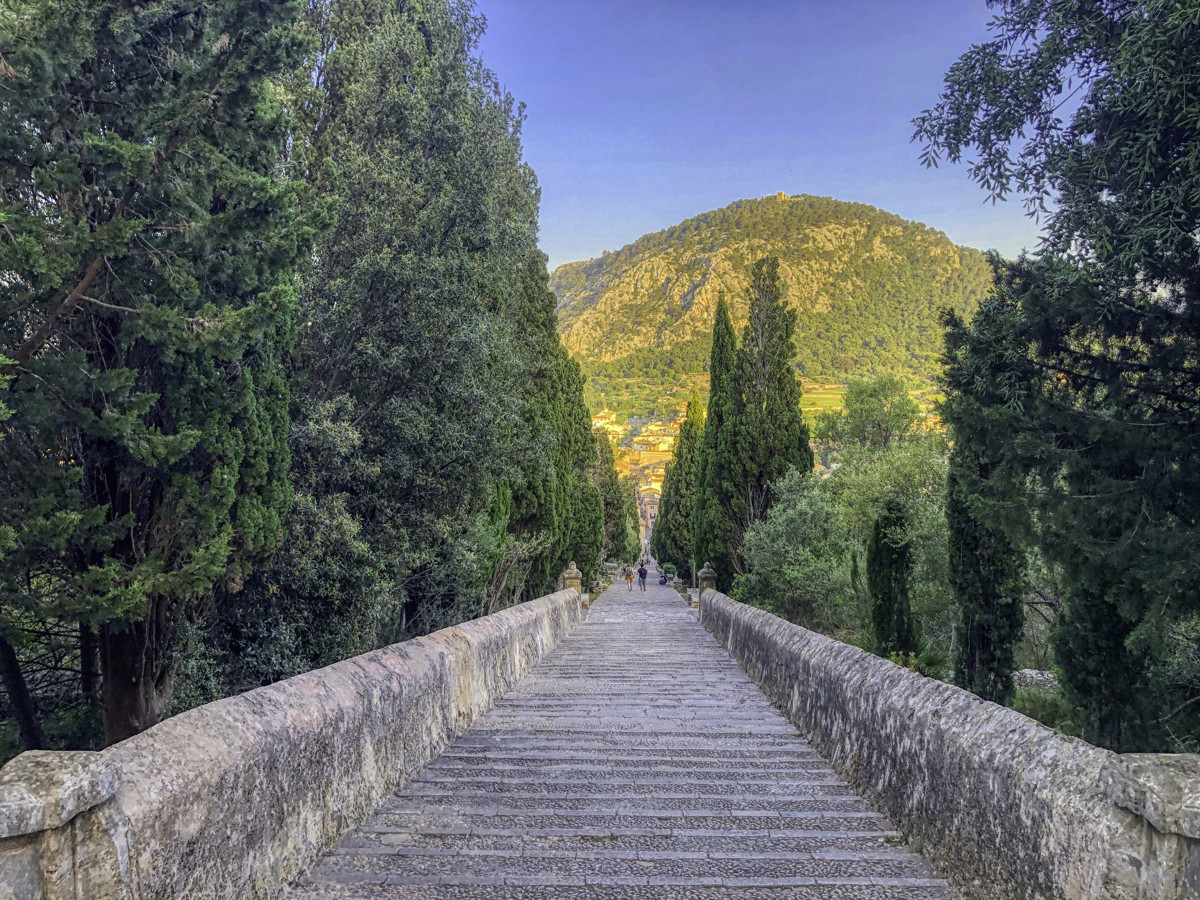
637, 563, 648, 591
624, 563, 635, 591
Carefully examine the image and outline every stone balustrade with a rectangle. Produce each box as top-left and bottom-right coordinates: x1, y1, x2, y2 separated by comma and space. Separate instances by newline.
700, 588, 1200, 900
0, 587, 583, 900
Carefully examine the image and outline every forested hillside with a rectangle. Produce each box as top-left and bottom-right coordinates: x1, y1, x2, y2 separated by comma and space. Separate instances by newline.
551, 195, 992, 410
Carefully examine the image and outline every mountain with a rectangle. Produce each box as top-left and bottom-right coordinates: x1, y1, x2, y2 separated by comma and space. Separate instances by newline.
551, 194, 993, 415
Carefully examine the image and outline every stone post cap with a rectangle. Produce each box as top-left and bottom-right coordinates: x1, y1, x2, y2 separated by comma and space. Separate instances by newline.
697, 562, 717, 579
0, 750, 120, 838
563, 561, 582, 579
1102, 753, 1200, 839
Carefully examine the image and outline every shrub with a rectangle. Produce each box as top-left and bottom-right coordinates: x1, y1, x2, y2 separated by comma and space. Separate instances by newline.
1010, 685, 1084, 737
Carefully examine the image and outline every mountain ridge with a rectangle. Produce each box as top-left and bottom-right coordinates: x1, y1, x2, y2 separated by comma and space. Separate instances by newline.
551, 194, 993, 386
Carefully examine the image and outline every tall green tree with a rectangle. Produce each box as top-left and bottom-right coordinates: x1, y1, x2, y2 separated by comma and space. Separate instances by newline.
945, 442, 1024, 704
653, 392, 703, 579
716, 257, 813, 575
493, 254, 598, 607
815, 375, 919, 458
225, 0, 565, 657
919, 0, 1200, 749
0, 0, 315, 743
868, 498, 918, 657
693, 298, 738, 589
205, 0, 603, 698
596, 434, 638, 566
568, 450, 606, 586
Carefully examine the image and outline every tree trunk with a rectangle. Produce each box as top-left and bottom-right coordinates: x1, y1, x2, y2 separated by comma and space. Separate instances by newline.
100, 616, 170, 745
80, 623, 99, 707
0, 633, 46, 750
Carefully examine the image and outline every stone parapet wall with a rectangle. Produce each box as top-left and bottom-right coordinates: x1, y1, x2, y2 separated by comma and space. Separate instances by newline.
700, 589, 1200, 900
0, 589, 582, 900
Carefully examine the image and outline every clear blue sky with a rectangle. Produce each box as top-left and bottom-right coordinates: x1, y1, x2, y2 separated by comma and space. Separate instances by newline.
476, 0, 1044, 272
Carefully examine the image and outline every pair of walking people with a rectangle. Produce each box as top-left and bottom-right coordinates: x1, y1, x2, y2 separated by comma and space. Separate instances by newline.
624, 561, 649, 591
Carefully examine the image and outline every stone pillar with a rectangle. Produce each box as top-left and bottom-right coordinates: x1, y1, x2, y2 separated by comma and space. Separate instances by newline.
562, 561, 583, 597
698, 562, 718, 595
0, 750, 130, 900
1095, 753, 1200, 897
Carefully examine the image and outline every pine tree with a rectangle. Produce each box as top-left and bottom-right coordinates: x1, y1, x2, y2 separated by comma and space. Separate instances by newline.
946, 443, 1024, 704
716, 257, 813, 575
693, 298, 738, 590
0, 0, 315, 743
868, 498, 917, 657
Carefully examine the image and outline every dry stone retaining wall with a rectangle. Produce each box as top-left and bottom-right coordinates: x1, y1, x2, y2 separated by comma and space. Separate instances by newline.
0, 589, 582, 900
700, 589, 1200, 900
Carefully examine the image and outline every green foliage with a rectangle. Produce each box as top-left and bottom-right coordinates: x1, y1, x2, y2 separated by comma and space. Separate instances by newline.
699, 259, 814, 587
887, 637, 951, 681
924, 0, 1200, 751
0, 0, 604, 750
719, 258, 814, 559
945, 442, 1025, 704
733, 469, 854, 631
596, 436, 639, 567
825, 429, 952, 648
1010, 686, 1084, 738
693, 298, 739, 589
651, 392, 703, 579
867, 498, 918, 657
0, 0, 315, 742
218, 0, 606, 674
815, 375, 919, 457
566, 477, 605, 585
736, 374, 953, 668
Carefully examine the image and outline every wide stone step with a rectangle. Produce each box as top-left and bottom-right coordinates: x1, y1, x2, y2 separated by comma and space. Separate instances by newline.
305, 850, 946, 882
344, 828, 903, 853
293, 883, 957, 899
408, 776, 848, 792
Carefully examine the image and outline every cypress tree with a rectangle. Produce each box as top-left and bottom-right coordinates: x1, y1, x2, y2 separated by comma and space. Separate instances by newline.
233, 0, 581, 646
867, 498, 917, 657
650, 459, 674, 565
501, 254, 598, 602
717, 257, 812, 575
0, 0, 314, 743
596, 434, 638, 566
653, 392, 703, 579
693, 298, 738, 589
946, 444, 1024, 704
567, 467, 606, 586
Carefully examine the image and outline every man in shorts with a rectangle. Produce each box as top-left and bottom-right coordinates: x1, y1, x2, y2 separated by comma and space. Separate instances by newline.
637, 563, 648, 591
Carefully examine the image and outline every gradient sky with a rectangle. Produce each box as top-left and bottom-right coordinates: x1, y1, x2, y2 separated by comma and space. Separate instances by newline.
477, 0, 1045, 272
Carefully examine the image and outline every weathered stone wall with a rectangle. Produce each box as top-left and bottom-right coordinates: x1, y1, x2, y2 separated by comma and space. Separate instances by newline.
0, 589, 582, 900
700, 589, 1200, 900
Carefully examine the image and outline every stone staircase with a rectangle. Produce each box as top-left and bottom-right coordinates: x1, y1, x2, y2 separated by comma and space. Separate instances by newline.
291, 579, 956, 898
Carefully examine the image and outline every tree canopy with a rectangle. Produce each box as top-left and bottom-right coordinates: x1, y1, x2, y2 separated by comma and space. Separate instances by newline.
923, 0, 1200, 750
0, 0, 603, 756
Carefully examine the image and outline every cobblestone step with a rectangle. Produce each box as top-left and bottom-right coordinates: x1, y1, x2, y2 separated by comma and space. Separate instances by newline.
288, 578, 958, 899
